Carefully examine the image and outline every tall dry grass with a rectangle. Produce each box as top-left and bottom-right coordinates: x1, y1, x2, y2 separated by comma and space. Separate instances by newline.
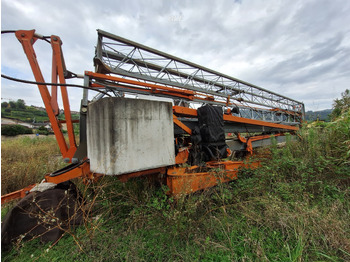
1, 136, 66, 195
2, 110, 350, 261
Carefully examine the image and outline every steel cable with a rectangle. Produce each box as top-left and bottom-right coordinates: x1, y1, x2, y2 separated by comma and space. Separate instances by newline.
1, 74, 112, 97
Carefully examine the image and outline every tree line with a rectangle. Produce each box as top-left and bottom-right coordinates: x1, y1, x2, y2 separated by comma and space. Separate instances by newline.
1, 99, 26, 112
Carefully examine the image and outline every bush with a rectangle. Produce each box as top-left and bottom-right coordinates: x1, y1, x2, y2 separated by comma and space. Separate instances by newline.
37, 126, 50, 135
1, 125, 33, 136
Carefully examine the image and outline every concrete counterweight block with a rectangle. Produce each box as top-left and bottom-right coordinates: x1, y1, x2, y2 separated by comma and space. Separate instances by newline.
87, 97, 175, 175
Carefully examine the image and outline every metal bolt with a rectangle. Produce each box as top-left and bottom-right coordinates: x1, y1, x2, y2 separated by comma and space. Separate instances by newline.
52, 37, 58, 41
21, 33, 25, 37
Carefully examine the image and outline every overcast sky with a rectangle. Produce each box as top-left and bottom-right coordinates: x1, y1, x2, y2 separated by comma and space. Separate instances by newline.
2, 0, 350, 111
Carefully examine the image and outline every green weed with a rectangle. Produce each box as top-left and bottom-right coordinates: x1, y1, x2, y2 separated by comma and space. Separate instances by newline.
2, 110, 350, 261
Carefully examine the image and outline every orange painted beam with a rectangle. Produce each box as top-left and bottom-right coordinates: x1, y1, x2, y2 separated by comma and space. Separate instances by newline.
246, 133, 284, 154
15, 30, 78, 160
86, 71, 195, 95
44, 161, 91, 184
1, 184, 36, 204
173, 106, 299, 131
224, 114, 299, 131
2, 162, 94, 204
173, 106, 198, 116
51, 35, 77, 158
118, 167, 167, 182
167, 161, 259, 196
16, 30, 69, 157
173, 114, 192, 135
175, 148, 190, 164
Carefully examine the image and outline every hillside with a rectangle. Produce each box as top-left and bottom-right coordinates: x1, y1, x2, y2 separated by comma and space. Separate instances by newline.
1, 99, 79, 123
305, 109, 332, 121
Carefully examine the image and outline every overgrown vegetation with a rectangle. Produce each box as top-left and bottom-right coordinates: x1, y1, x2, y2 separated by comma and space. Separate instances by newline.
1, 137, 66, 195
1, 125, 32, 136
2, 97, 350, 261
331, 89, 350, 120
36, 126, 50, 136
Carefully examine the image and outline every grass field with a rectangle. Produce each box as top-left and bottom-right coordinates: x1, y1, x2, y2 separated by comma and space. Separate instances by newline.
1, 136, 66, 195
1, 110, 350, 261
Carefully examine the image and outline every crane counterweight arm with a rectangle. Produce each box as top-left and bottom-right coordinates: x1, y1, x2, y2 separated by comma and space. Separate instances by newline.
15, 30, 77, 160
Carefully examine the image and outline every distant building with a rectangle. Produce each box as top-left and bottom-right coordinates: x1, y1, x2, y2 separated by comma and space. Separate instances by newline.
1, 118, 51, 130
30, 105, 47, 112
30, 122, 51, 129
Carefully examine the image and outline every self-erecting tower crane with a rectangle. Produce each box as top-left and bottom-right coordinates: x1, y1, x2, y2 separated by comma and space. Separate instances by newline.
1, 29, 304, 202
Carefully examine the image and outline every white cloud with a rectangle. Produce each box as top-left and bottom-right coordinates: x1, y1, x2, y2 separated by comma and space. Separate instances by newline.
1, 0, 350, 111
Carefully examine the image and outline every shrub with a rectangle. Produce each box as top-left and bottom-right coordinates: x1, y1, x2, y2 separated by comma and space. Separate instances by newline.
37, 126, 50, 135
1, 125, 32, 136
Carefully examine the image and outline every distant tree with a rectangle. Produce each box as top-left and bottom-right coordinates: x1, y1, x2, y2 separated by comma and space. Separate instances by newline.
9, 101, 16, 109
1, 102, 9, 108
1, 125, 32, 136
4, 108, 11, 113
331, 89, 350, 120
16, 99, 26, 109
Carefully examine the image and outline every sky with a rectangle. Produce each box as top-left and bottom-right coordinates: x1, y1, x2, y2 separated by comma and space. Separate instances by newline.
1, 0, 350, 111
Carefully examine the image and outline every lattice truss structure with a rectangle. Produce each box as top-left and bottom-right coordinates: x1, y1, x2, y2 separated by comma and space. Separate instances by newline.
93, 30, 305, 126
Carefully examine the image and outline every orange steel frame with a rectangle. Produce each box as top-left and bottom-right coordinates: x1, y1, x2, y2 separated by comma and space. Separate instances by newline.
14, 30, 77, 160
172, 106, 299, 131
85, 71, 303, 121
1, 30, 300, 203
2, 30, 79, 204
167, 161, 261, 196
